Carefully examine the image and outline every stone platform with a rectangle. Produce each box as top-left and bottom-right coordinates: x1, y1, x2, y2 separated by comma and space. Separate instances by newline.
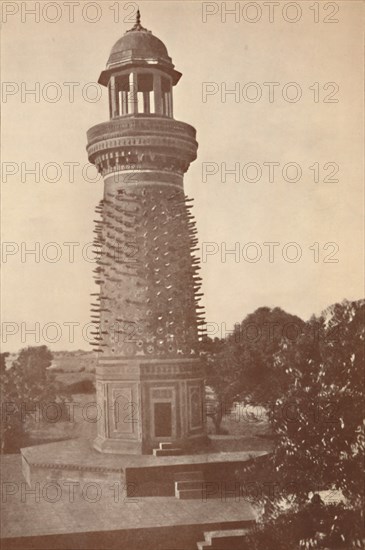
2, 454, 258, 549
21, 438, 268, 496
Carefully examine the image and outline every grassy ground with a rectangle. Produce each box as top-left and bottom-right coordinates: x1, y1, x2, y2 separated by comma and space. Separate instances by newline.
206, 406, 274, 453
27, 392, 97, 446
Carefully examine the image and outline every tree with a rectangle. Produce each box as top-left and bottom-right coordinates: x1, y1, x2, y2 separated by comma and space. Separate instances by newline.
204, 307, 305, 432
271, 299, 364, 505
244, 299, 364, 548
0, 352, 9, 374
202, 336, 238, 433
1, 346, 65, 453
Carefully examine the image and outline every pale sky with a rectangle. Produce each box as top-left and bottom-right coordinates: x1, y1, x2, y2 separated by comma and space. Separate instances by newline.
1, 1, 364, 351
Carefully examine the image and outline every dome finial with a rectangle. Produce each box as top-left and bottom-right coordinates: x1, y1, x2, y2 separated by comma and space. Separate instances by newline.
126, 7, 149, 33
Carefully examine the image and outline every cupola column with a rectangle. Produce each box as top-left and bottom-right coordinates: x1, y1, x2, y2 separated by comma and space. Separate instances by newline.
143, 88, 150, 113
109, 75, 119, 118
168, 89, 173, 117
129, 72, 138, 114
153, 73, 163, 115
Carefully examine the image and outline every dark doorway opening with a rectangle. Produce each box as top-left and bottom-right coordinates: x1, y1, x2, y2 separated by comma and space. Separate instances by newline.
154, 402, 172, 437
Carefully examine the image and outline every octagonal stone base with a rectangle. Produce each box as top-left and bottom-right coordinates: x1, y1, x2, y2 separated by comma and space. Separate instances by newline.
94, 357, 207, 455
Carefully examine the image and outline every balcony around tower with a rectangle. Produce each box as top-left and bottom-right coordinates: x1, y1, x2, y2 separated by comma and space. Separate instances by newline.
86, 115, 198, 182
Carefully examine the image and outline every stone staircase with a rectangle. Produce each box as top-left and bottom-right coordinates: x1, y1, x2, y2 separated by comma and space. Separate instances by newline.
174, 470, 205, 499
152, 442, 184, 457
196, 528, 250, 549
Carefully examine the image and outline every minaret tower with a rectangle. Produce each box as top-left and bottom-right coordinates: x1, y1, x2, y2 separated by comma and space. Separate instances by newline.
86, 12, 207, 454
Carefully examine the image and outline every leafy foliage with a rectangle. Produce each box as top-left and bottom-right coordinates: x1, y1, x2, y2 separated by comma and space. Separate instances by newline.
243, 299, 364, 548
271, 299, 364, 506
203, 307, 304, 431
1, 346, 66, 452
244, 501, 364, 549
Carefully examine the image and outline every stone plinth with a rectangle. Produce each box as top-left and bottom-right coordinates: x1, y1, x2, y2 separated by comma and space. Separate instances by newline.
5, 454, 259, 550
20, 437, 268, 489
21, 439, 124, 487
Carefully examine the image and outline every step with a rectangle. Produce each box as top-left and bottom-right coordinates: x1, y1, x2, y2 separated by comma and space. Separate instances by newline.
174, 471, 204, 482
203, 529, 250, 549
175, 480, 205, 491
159, 442, 174, 450
176, 488, 205, 499
153, 448, 183, 457
197, 528, 251, 550
205, 529, 249, 543
176, 487, 220, 500
175, 481, 205, 498
204, 540, 244, 550
210, 538, 246, 549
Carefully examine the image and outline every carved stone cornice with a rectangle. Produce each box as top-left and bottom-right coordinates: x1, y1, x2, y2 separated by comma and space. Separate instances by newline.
86, 116, 198, 176
95, 357, 205, 380
29, 462, 122, 473
87, 116, 196, 144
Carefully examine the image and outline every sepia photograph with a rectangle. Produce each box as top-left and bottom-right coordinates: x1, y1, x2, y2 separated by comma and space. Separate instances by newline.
1, 1, 364, 548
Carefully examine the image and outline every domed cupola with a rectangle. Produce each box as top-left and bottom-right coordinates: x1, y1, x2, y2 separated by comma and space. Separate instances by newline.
98, 10, 181, 118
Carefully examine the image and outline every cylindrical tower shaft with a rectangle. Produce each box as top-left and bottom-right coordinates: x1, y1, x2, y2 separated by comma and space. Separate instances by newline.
86, 15, 207, 454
